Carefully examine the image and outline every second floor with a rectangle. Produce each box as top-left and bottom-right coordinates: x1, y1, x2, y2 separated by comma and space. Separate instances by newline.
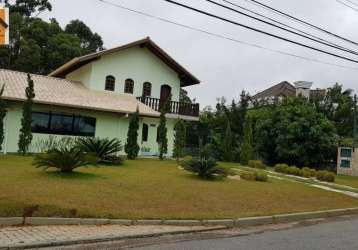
49, 37, 200, 104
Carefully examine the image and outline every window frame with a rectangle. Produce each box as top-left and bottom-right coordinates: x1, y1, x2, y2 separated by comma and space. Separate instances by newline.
31, 111, 96, 137
124, 79, 134, 94
105, 75, 116, 91
142, 82, 152, 97
142, 123, 149, 142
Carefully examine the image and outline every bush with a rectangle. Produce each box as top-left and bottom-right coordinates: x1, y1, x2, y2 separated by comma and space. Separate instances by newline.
316, 171, 336, 183
301, 169, 312, 178
255, 171, 268, 182
302, 167, 317, 177
77, 137, 124, 165
274, 163, 289, 173
240, 171, 268, 182
248, 160, 266, 169
33, 147, 99, 173
240, 172, 256, 181
286, 166, 301, 176
182, 157, 228, 179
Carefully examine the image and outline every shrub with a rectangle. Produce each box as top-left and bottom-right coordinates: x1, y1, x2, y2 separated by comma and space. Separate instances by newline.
255, 171, 268, 182
274, 163, 289, 173
316, 171, 336, 183
77, 137, 124, 165
248, 160, 266, 169
302, 167, 317, 177
286, 166, 301, 176
33, 136, 78, 153
33, 147, 99, 173
240, 171, 268, 182
182, 157, 228, 179
301, 169, 312, 178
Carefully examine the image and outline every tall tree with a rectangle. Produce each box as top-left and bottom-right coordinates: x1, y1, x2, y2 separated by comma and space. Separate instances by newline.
240, 116, 254, 165
173, 119, 186, 161
18, 74, 35, 155
158, 100, 170, 160
0, 1, 104, 75
65, 20, 104, 54
222, 119, 233, 162
125, 107, 140, 160
0, 85, 7, 152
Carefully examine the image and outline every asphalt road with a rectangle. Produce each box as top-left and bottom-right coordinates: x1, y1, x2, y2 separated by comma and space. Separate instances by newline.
134, 217, 358, 250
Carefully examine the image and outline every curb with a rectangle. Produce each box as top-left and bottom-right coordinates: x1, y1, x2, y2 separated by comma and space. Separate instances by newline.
1, 226, 225, 250
1, 207, 358, 228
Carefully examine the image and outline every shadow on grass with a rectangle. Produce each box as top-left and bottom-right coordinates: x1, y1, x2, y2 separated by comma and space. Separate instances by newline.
40, 171, 102, 180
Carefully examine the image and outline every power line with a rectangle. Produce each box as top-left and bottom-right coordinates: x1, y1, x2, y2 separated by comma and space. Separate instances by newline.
222, 0, 354, 51
336, 0, 358, 12
205, 0, 358, 56
94, 0, 358, 71
164, 0, 358, 64
243, 0, 358, 46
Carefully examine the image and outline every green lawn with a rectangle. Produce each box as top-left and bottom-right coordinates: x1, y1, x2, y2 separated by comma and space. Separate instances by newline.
336, 175, 358, 189
1, 155, 358, 220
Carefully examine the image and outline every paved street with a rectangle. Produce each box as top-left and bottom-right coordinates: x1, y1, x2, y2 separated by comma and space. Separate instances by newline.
134, 216, 358, 250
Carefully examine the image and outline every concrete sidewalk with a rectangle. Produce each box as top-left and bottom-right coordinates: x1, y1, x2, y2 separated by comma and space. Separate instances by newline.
0, 225, 221, 249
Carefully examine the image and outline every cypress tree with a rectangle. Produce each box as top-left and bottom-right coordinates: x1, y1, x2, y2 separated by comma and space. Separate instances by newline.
240, 116, 254, 165
0, 84, 7, 152
18, 74, 35, 155
173, 119, 186, 161
222, 119, 233, 162
125, 107, 140, 160
158, 99, 170, 160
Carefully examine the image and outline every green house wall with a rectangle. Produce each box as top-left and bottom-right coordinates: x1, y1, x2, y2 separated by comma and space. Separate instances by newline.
2, 102, 176, 157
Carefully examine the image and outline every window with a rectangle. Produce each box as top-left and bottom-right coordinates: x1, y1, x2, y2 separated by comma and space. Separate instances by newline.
142, 82, 152, 97
341, 148, 352, 158
142, 123, 149, 142
31, 112, 96, 137
124, 79, 134, 94
341, 160, 351, 168
105, 75, 116, 91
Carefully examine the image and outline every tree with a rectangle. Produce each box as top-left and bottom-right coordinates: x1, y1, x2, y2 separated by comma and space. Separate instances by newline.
0, 85, 7, 152
125, 108, 140, 160
18, 74, 35, 155
65, 20, 104, 54
240, 116, 254, 165
173, 119, 186, 161
158, 100, 170, 160
254, 98, 337, 167
0, 1, 104, 75
222, 119, 233, 162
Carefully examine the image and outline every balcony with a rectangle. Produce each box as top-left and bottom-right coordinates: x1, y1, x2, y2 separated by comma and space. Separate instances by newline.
137, 96, 199, 117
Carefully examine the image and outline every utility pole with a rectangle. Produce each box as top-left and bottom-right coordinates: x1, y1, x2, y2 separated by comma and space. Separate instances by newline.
354, 94, 357, 150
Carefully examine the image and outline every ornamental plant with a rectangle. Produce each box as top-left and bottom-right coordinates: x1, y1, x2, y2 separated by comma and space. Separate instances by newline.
0, 84, 7, 152
125, 107, 140, 160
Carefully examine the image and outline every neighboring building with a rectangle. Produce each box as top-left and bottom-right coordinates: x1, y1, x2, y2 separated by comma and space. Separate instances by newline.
0, 37, 200, 156
337, 147, 358, 176
252, 81, 326, 103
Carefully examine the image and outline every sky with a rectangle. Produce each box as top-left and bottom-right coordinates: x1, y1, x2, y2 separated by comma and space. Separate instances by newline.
40, 0, 358, 108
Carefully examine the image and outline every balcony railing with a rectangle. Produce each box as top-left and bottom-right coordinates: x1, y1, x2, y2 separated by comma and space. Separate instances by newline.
137, 96, 199, 117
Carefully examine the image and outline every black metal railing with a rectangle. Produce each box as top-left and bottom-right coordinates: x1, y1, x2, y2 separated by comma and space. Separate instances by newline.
137, 96, 199, 117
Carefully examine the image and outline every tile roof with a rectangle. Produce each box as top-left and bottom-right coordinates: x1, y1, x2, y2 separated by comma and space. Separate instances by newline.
252, 81, 296, 99
49, 37, 200, 87
0, 69, 160, 117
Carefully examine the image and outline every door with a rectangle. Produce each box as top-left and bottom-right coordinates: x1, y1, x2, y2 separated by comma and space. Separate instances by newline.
160, 85, 172, 101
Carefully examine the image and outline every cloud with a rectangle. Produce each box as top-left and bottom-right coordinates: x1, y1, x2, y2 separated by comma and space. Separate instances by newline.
41, 0, 358, 107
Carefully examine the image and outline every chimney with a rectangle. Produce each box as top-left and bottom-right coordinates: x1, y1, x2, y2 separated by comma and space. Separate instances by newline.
294, 81, 313, 99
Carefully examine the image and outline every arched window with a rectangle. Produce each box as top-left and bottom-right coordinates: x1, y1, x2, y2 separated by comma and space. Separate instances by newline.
105, 75, 115, 91
124, 79, 134, 94
142, 123, 149, 142
142, 82, 152, 97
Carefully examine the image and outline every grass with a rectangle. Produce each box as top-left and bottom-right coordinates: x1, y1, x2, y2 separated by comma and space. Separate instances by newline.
1, 156, 358, 220
336, 175, 358, 189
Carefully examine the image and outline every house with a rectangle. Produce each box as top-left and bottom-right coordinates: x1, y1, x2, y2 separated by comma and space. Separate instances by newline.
252, 81, 326, 104
0, 37, 200, 156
